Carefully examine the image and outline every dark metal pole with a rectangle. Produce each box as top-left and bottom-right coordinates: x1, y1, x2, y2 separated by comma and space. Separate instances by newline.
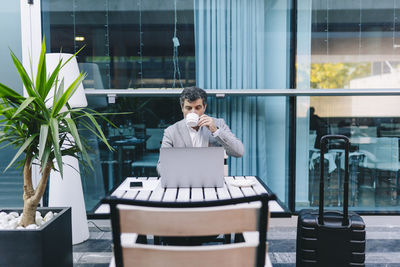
288, 0, 298, 213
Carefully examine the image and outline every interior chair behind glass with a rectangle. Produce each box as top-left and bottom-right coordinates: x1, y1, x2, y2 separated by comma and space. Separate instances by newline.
131, 128, 164, 176
358, 137, 400, 206
104, 195, 271, 267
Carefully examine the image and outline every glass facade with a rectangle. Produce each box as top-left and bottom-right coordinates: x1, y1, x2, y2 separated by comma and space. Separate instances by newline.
2, 0, 400, 214
297, 0, 400, 211
85, 94, 290, 211
42, 0, 292, 213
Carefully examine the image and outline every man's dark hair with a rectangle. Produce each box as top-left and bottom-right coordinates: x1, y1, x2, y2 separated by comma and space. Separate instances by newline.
180, 86, 207, 107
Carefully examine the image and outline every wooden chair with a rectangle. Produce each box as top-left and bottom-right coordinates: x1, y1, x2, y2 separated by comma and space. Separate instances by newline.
104, 194, 272, 267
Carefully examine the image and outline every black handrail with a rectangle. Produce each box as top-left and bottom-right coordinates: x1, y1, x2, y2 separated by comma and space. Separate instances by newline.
318, 135, 350, 226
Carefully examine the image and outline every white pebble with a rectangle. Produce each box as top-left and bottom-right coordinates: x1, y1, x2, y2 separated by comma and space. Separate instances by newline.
9, 212, 19, 218
43, 211, 54, 222
35, 215, 43, 224
0, 217, 7, 225
8, 220, 18, 229
0, 211, 57, 230
25, 224, 37, 230
35, 216, 43, 226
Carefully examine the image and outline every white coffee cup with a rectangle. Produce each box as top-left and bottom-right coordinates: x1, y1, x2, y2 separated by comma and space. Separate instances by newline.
186, 113, 199, 127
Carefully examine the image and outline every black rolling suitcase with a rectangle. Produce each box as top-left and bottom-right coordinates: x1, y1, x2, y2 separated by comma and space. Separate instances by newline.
296, 135, 366, 267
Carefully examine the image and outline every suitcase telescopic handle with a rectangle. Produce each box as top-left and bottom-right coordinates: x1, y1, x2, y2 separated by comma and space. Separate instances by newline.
318, 135, 350, 226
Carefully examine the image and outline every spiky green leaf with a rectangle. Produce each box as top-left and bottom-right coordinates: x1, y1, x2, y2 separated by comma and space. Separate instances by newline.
49, 118, 62, 175
11, 97, 35, 119
80, 145, 93, 170
53, 78, 65, 109
38, 124, 49, 161
36, 38, 47, 97
9, 50, 37, 98
52, 73, 85, 116
5, 134, 38, 172
64, 117, 82, 150
0, 82, 23, 103
82, 111, 112, 150
44, 59, 62, 99
60, 45, 86, 69
41, 146, 51, 169
0, 138, 23, 150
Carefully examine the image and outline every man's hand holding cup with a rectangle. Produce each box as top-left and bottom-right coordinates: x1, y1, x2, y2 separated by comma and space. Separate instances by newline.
198, 114, 218, 133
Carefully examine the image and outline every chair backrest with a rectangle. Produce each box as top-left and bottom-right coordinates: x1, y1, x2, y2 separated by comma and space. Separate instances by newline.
104, 195, 271, 267
133, 124, 146, 139
145, 128, 164, 151
78, 62, 104, 89
78, 62, 108, 108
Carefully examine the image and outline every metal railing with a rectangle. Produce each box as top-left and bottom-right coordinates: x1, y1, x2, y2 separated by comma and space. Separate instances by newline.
85, 88, 400, 103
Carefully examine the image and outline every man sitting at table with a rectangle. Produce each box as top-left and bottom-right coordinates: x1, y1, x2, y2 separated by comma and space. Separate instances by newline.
157, 86, 244, 173
155, 86, 244, 245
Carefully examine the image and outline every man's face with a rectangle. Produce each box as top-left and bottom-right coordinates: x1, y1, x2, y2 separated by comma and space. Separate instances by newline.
181, 98, 206, 118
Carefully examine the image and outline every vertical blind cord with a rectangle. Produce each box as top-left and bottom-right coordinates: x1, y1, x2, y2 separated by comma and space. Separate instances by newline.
173, 0, 184, 88
139, 0, 144, 88
105, 0, 111, 89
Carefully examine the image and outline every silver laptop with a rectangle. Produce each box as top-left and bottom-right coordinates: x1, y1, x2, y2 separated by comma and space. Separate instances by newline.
160, 147, 224, 188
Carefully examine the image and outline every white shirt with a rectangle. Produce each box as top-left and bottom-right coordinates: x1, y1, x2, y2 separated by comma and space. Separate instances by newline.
186, 124, 221, 147
187, 125, 204, 147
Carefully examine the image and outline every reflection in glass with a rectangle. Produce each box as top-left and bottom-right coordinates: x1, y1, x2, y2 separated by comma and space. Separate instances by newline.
195, 0, 291, 204
42, 0, 195, 89
308, 1, 400, 90
297, 0, 400, 212
78, 95, 180, 212
298, 97, 400, 211
42, 0, 292, 213
82, 95, 290, 214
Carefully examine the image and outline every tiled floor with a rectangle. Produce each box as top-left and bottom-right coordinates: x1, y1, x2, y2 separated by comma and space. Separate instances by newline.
76, 216, 400, 266
73, 220, 113, 267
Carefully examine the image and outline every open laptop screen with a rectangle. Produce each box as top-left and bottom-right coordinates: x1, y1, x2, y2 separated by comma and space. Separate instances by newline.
159, 147, 224, 188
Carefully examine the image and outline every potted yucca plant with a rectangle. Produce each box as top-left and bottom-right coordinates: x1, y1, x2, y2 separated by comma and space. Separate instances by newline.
0, 39, 112, 267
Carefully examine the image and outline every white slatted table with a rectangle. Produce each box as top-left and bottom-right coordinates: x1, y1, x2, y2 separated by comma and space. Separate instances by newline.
95, 176, 285, 215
